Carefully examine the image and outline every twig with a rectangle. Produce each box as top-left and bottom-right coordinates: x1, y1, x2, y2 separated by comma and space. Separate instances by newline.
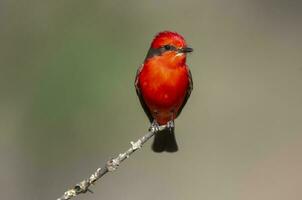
57, 124, 167, 200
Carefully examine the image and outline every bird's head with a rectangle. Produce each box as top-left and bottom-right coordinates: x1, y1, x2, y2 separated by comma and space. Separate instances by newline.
145, 31, 193, 65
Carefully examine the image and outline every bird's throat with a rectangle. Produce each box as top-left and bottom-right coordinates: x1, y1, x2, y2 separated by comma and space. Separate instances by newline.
146, 53, 186, 70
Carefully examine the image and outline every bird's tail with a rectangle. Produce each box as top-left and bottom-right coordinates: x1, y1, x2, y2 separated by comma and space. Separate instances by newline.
152, 128, 178, 153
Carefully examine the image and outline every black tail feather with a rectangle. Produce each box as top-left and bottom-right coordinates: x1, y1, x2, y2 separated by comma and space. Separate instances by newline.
152, 128, 178, 153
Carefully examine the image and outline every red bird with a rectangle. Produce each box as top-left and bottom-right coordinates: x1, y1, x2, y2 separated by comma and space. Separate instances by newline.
135, 31, 193, 152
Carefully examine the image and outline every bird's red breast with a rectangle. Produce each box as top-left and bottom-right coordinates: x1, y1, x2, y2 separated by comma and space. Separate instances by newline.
135, 31, 193, 153
138, 51, 190, 125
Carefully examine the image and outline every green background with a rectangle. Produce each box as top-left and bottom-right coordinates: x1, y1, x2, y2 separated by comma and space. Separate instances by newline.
1, 0, 302, 200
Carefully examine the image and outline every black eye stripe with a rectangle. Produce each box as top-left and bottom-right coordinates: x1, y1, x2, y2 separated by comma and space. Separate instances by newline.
145, 45, 177, 60
163, 45, 176, 51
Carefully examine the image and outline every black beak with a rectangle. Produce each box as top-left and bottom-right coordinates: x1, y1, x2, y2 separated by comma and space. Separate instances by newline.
180, 47, 193, 53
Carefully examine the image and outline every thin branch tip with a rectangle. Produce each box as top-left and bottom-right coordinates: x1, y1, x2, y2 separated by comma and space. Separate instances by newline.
57, 124, 167, 200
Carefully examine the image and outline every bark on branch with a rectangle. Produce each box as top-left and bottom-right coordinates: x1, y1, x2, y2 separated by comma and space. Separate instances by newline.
57, 124, 167, 200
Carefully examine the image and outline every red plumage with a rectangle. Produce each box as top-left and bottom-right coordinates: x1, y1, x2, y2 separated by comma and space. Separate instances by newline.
135, 31, 193, 152
151, 31, 186, 48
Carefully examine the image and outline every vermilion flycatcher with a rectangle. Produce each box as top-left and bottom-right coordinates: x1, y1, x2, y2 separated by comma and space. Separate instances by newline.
135, 31, 193, 152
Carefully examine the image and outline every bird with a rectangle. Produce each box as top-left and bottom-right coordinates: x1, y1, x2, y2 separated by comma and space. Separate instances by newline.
135, 31, 193, 152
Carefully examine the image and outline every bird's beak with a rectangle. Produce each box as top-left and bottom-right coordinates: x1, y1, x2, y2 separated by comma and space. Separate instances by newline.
179, 47, 193, 53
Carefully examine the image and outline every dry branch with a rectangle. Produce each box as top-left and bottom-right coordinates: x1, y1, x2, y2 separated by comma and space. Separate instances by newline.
57, 124, 167, 200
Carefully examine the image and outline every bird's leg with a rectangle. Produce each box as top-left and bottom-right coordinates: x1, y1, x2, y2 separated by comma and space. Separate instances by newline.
149, 120, 160, 133
166, 112, 175, 133
167, 120, 175, 133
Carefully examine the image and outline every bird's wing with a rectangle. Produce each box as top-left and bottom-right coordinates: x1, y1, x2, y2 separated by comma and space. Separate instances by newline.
135, 65, 154, 123
176, 67, 193, 117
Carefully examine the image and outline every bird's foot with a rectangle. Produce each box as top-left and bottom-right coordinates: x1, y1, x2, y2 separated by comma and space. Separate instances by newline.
149, 120, 160, 132
166, 120, 175, 133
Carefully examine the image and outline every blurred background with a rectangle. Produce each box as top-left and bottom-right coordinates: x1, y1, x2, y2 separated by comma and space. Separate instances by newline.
1, 0, 302, 200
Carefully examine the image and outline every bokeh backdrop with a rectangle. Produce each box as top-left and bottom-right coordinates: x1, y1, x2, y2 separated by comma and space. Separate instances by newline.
1, 0, 302, 200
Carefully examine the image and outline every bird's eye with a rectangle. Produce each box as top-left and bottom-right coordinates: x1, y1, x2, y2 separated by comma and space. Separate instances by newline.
164, 45, 172, 50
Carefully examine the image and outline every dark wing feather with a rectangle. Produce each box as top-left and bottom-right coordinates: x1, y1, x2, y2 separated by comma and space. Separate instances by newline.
176, 67, 193, 117
135, 65, 154, 123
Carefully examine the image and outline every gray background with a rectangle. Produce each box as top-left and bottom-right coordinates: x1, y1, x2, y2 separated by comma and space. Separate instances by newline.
1, 0, 302, 199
